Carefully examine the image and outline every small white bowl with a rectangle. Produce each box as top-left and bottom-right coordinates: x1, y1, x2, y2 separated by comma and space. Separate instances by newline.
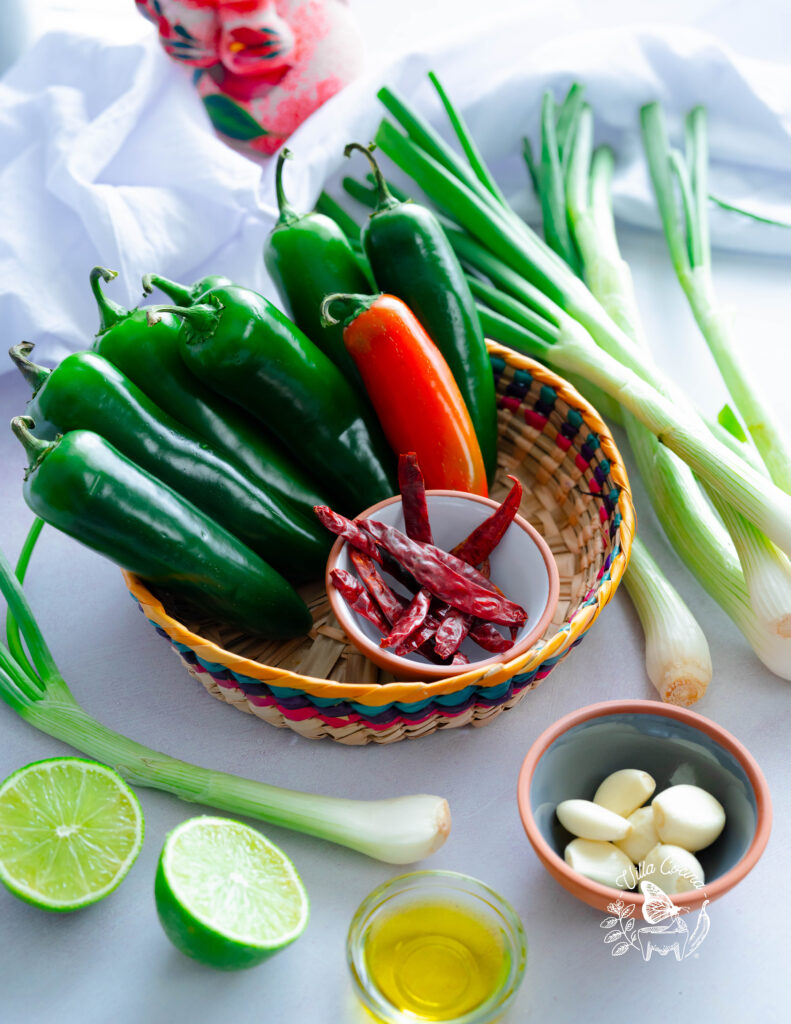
326, 490, 560, 681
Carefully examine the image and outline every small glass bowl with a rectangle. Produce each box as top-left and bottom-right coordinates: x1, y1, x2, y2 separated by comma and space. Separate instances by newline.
346, 870, 527, 1024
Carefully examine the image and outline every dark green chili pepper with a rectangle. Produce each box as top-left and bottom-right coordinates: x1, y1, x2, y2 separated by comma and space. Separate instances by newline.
89, 268, 329, 519
11, 419, 311, 639
160, 284, 397, 514
10, 344, 329, 582
345, 144, 498, 482
263, 149, 372, 385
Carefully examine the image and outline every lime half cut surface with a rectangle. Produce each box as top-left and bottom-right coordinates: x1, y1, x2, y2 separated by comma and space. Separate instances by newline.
0, 757, 144, 911
155, 816, 310, 970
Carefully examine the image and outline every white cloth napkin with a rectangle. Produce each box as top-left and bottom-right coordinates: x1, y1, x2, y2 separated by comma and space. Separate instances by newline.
1, 20, 790, 372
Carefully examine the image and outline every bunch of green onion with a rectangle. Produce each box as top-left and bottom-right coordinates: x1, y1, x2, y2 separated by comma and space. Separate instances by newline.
340, 74, 791, 696
0, 522, 451, 864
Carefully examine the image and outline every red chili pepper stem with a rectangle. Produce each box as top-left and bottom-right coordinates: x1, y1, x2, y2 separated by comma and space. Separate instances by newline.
141, 273, 192, 305
90, 267, 127, 333
320, 291, 377, 329
8, 343, 50, 394
343, 143, 400, 213
274, 147, 300, 227
157, 304, 222, 337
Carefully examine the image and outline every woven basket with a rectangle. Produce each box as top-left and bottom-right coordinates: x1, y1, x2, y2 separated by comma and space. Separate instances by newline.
125, 343, 634, 744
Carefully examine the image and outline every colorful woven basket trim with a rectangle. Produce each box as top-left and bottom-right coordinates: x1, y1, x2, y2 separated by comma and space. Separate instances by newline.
140, 603, 585, 728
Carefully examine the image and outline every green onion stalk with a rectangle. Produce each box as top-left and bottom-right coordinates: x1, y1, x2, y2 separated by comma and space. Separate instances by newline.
707, 194, 791, 230
638, 102, 791, 635
641, 102, 791, 494
627, 427, 791, 678
559, 103, 710, 701
0, 525, 451, 864
467, 109, 791, 673
314, 190, 364, 246
458, 236, 791, 555
622, 537, 712, 705
468, 229, 791, 671
564, 111, 791, 653
450, 87, 713, 702
373, 89, 791, 561
477, 304, 789, 679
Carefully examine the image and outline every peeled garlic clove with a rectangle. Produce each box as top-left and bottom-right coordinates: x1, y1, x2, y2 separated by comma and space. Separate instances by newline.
652, 784, 726, 852
556, 799, 631, 841
615, 806, 660, 863
565, 839, 636, 889
641, 843, 705, 894
593, 769, 656, 818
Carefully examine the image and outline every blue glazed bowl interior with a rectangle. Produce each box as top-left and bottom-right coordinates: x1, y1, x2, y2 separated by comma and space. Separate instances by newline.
531, 713, 758, 884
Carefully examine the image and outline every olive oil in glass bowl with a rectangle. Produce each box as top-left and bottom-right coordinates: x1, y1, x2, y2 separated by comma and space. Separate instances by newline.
346, 871, 526, 1023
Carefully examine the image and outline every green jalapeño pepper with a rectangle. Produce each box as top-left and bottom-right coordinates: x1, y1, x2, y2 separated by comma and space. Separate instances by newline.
263, 149, 371, 386
12, 419, 312, 639
10, 344, 330, 582
346, 144, 498, 482
88, 268, 329, 519
159, 284, 397, 514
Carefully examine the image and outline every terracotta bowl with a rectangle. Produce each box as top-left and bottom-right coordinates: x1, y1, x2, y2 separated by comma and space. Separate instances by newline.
517, 700, 772, 914
326, 490, 560, 682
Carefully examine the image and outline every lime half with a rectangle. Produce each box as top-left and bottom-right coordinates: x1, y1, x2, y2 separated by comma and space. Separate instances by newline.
155, 816, 309, 970
0, 757, 144, 911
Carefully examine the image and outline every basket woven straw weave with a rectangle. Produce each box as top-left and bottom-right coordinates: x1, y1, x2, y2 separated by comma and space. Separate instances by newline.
125, 343, 634, 744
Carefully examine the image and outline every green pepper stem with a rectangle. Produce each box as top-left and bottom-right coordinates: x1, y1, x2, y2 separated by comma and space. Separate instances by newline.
274, 147, 299, 226
344, 143, 400, 213
320, 292, 378, 328
141, 273, 192, 305
90, 267, 128, 333
8, 343, 50, 394
156, 303, 221, 336
11, 416, 54, 471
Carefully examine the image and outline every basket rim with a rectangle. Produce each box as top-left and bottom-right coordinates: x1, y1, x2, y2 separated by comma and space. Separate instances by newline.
124, 343, 635, 707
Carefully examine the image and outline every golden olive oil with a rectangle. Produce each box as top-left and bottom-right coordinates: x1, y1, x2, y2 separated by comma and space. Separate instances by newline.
363, 898, 510, 1021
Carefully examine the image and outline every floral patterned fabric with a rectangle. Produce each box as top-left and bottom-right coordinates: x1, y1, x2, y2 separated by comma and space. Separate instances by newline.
136, 0, 364, 153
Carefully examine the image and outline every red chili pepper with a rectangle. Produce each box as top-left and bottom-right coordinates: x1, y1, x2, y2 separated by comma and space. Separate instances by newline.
398, 452, 433, 543
434, 556, 492, 658
433, 614, 514, 658
317, 505, 417, 591
392, 605, 445, 656
469, 623, 514, 653
358, 520, 527, 627
396, 451, 437, 648
436, 503, 524, 657
314, 506, 382, 563
362, 519, 498, 596
434, 610, 470, 659
329, 569, 389, 632
321, 293, 487, 496
451, 652, 470, 665
380, 588, 431, 649
349, 550, 406, 623
349, 548, 449, 664
452, 476, 523, 565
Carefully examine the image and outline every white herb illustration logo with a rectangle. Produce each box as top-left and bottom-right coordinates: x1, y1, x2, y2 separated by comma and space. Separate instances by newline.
600, 862, 710, 961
